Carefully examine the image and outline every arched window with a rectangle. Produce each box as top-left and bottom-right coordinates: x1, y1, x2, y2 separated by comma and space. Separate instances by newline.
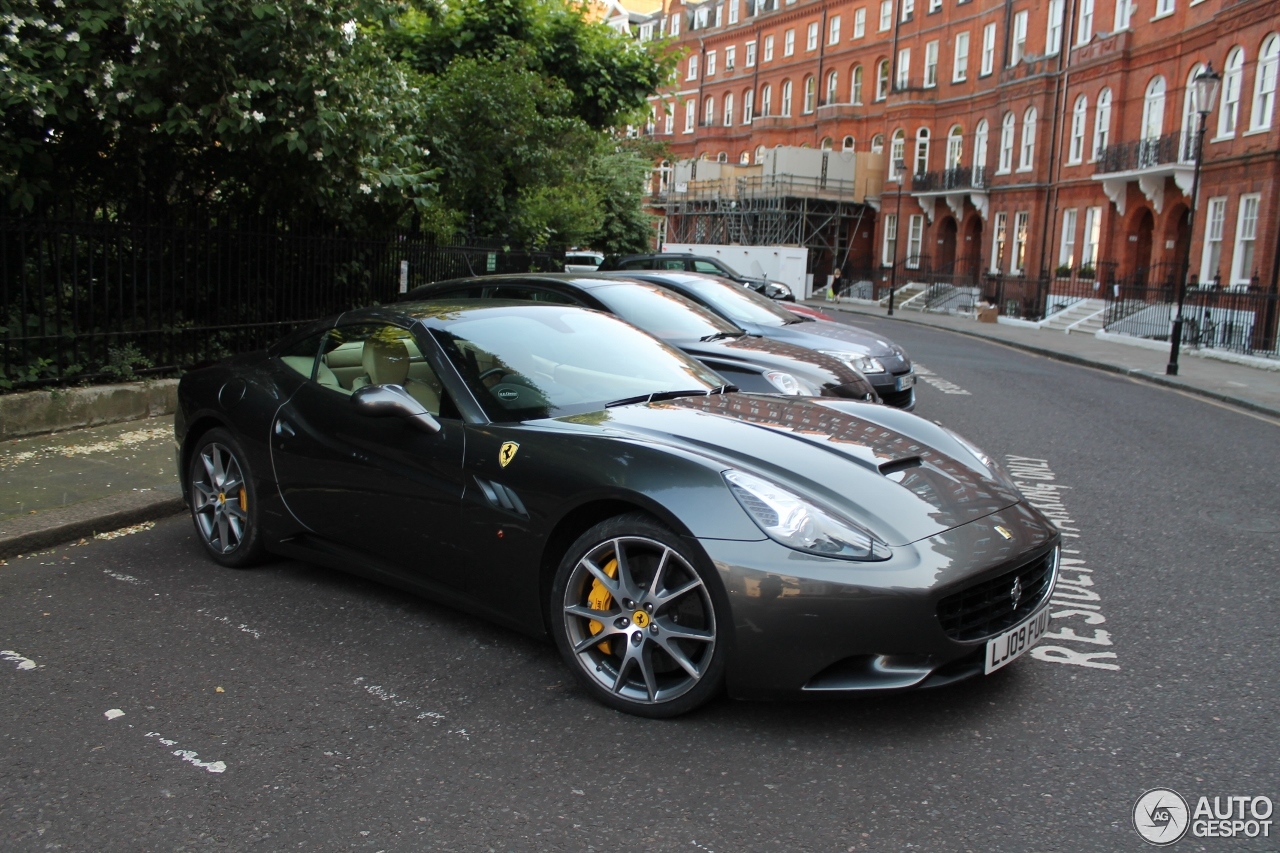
826, 70, 839, 105
999, 112, 1015, 172
1142, 76, 1165, 140
1093, 87, 1112, 159
724, 92, 735, 126
851, 65, 864, 105
1020, 107, 1037, 169
821, 137, 834, 150
739, 150, 751, 164
1251, 34, 1278, 130
842, 135, 856, 151
946, 125, 963, 168
915, 127, 931, 175
973, 119, 989, 184
659, 159, 671, 191
1180, 65, 1203, 162
743, 88, 754, 123
704, 96, 716, 127
803, 76, 817, 113
890, 129, 906, 179
754, 144, 766, 163
1069, 95, 1087, 163
1218, 48, 1243, 137
781, 79, 793, 115
876, 59, 890, 100
717, 151, 728, 163
871, 133, 885, 153
760, 84, 773, 116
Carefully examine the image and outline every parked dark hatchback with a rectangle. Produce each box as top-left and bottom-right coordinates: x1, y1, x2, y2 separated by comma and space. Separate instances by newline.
404, 274, 878, 402
599, 253, 795, 301
602, 270, 917, 410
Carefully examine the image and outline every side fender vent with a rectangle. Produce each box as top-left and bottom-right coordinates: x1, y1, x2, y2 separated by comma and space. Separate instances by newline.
475, 477, 529, 517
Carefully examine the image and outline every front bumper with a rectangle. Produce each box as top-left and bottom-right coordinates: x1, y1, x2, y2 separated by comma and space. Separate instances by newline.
700, 501, 1058, 699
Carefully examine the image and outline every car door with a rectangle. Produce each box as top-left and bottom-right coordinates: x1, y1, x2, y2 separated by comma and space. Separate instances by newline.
269, 320, 468, 588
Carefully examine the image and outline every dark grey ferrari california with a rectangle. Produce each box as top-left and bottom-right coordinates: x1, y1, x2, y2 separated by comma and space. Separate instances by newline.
176, 301, 1060, 717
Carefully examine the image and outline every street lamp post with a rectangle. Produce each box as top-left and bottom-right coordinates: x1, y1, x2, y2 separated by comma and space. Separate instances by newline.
1167, 63, 1221, 376
888, 158, 906, 316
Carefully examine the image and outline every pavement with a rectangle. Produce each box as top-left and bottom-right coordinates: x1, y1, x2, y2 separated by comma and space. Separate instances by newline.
2, 306, 1278, 560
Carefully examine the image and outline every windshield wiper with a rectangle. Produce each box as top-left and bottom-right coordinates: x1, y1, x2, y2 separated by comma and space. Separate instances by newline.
699, 330, 746, 342
605, 386, 736, 408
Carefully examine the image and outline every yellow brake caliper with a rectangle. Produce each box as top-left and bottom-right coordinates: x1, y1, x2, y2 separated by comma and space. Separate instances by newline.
587, 558, 619, 655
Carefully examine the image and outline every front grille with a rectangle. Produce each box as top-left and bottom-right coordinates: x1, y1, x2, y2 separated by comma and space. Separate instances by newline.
937, 549, 1057, 641
877, 387, 914, 408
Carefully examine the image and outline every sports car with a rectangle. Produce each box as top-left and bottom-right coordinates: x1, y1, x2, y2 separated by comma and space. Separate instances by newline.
176, 301, 1060, 717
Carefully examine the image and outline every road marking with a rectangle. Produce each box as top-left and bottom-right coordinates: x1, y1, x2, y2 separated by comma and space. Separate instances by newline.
1005, 455, 1120, 672
103, 569, 143, 585
196, 608, 262, 639
353, 677, 462, 737
912, 361, 971, 395
144, 731, 227, 773
1, 650, 38, 670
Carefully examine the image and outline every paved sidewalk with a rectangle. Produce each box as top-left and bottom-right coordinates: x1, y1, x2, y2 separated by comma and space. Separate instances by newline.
810, 299, 1280, 418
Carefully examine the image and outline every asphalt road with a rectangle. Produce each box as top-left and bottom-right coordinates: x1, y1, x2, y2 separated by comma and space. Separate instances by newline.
3, 318, 1278, 852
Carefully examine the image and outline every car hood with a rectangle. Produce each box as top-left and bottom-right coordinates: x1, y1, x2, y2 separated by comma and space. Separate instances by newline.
676, 334, 868, 390
552, 393, 1022, 547
780, 319, 908, 360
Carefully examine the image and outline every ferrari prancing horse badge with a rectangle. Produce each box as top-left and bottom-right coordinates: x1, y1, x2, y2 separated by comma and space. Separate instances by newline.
499, 441, 519, 468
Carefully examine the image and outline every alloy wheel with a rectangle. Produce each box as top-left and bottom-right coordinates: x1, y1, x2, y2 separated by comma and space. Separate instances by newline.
191, 442, 249, 555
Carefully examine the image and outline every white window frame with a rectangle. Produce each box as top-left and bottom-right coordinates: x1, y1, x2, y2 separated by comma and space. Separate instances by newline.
764, 35, 774, 62
803, 76, 817, 113
914, 127, 930, 175
1093, 87, 1112, 159
890, 130, 906, 179
929, 0, 942, 11
1059, 208, 1078, 268
998, 113, 1015, 173
1252, 34, 1279, 131
784, 29, 795, 57
876, 59, 891, 100
879, 0, 892, 31
685, 100, 696, 133
1082, 206, 1102, 267
906, 215, 924, 267
852, 65, 864, 104
829, 15, 841, 44
1114, 0, 1132, 30
953, 32, 970, 82
807, 22, 818, 51
1200, 197, 1227, 284
726, 46, 736, 70
1046, 0, 1064, 56
687, 55, 699, 81
781, 79, 793, 115
1019, 108, 1037, 170
729, 0, 740, 24
946, 127, 963, 167
924, 40, 939, 88
743, 88, 755, 123
1077, 0, 1094, 43
992, 212, 1008, 272
1155, 0, 1174, 16
761, 84, 772, 116
664, 105, 674, 135
1142, 76, 1166, 141
897, 48, 911, 89
746, 40, 757, 67
882, 213, 899, 265
1011, 11, 1028, 66
826, 70, 839, 105
705, 96, 715, 126
981, 23, 996, 76
1231, 194, 1260, 285
973, 119, 989, 182
902, 0, 915, 22
706, 51, 717, 76
1012, 211, 1030, 274
1218, 48, 1244, 138
724, 93, 735, 126
671, 12, 681, 36
854, 8, 866, 38
1068, 95, 1087, 164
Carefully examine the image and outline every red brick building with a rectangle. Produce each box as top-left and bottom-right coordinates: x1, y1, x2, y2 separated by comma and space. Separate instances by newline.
632, 0, 1279, 297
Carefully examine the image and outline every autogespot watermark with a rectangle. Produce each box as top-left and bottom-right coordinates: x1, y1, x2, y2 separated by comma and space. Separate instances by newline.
1133, 788, 1274, 845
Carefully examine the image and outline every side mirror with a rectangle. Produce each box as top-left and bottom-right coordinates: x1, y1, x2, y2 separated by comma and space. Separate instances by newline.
351, 384, 441, 434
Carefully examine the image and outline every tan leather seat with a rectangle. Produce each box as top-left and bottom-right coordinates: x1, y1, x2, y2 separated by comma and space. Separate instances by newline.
355, 337, 440, 414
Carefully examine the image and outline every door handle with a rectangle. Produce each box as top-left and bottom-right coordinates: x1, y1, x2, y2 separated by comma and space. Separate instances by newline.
274, 419, 296, 437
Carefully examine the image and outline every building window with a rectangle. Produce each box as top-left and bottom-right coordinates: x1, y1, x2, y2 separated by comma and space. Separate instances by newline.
924, 40, 939, 87
781, 79, 793, 115
843, 135, 856, 150
724, 93, 735, 125
826, 70, 839, 105
1114, 0, 1131, 30
1232, 194, 1260, 285
743, 88, 755, 122
725, 46, 736, 70
914, 127, 930, 175
685, 100, 696, 133
953, 32, 970, 82
1219, 47, 1244, 137
1142, 76, 1166, 141
707, 51, 717, 76
829, 15, 841, 44
739, 150, 750, 164
803, 76, 817, 112
1019, 107, 1037, 170
639, 23, 653, 41
1059, 209, 1078, 267
890, 129, 906, 179
671, 12, 680, 36
755, 144, 766, 164
998, 112, 1015, 172
1155, 0, 1173, 15
876, 59, 891, 99
760, 84, 772, 116
784, 29, 795, 56
930, 0, 942, 12
705, 96, 716, 126
1046, 0, 1064, 55
1093, 87, 1112, 158
871, 133, 885, 153
852, 65, 864, 104
1012, 212, 1029, 273
820, 137, 834, 150
764, 35, 774, 62
1180, 64, 1204, 162
973, 119, 989, 181
1078, 0, 1094, 43
1069, 95, 1087, 163
981, 23, 996, 75
664, 103, 674, 134
854, 8, 866, 37
882, 213, 898, 265
992, 212, 1008, 272
906, 215, 924, 267
1011, 11, 1028, 66
897, 48, 911, 89
1201, 197, 1226, 283
1253, 34, 1279, 130
746, 41, 757, 66
946, 125, 963, 167
807, 22, 818, 51
687, 55, 698, 80
879, 0, 892, 31
1082, 206, 1102, 266
902, 0, 915, 22
729, 0, 740, 24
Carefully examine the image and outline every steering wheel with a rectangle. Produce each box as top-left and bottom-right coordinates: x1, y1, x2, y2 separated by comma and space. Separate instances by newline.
478, 367, 511, 382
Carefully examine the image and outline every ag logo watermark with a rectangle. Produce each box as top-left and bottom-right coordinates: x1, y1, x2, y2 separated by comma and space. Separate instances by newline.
1134, 788, 1274, 845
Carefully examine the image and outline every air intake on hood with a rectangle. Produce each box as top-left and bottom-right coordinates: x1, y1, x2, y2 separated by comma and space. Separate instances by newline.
878, 456, 923, 477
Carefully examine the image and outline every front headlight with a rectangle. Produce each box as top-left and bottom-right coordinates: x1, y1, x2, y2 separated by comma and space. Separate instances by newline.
767, 281, 793, 299
764, 370, 813, 395
819, 350, 886, 374
724, 469, 890, 561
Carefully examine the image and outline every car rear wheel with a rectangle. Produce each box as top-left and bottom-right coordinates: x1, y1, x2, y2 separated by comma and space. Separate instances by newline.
551, 514, 727, 718
188, 428, 266, 568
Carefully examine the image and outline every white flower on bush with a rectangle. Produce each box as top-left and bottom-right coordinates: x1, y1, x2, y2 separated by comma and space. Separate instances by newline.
359, 183, 372, 194
341, 20, 357, 43
251, 110, 266, 123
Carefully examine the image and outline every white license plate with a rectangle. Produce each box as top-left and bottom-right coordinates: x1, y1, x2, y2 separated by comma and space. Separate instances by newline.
984, 603, 1051, 674
896, 373, 915, 391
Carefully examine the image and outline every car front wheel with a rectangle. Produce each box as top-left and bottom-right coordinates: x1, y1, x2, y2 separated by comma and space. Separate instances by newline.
551, 514, 727, 718
188, 427, 266, 568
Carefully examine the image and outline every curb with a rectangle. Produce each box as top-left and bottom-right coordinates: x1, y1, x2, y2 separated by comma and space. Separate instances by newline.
0, 379, 179, 441
813, 302, 1280, 420
0, 490, 186, 559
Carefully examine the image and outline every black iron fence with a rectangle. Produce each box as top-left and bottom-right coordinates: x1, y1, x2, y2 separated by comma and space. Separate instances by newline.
1, 213, 564, 390
1095, 131, 1194, 174
911, 167, 987, 192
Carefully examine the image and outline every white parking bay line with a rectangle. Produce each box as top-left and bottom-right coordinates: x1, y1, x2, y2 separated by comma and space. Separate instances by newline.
143, 731, 227, 774
196, 608, 263, 639
912, 362, 971, 396
1, 650, 38, 670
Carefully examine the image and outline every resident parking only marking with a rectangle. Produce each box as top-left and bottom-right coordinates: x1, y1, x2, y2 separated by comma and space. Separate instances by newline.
1, 649, 38, 670
912, 362, 971, 395
1005, 455, 1120, 672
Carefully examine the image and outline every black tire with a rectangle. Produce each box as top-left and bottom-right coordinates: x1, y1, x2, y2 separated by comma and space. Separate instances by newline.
187, 427, 267, 568
550, 513, 728, 718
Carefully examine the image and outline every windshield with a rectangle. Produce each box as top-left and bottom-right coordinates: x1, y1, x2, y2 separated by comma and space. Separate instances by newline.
593, 283, 743, 341
429, 305, 726, 422
677, 277, 798, 327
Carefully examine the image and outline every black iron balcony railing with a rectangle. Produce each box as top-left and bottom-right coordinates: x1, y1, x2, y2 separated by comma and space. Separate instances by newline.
1095, 131, 1195, 174
912, 166, 987, 192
